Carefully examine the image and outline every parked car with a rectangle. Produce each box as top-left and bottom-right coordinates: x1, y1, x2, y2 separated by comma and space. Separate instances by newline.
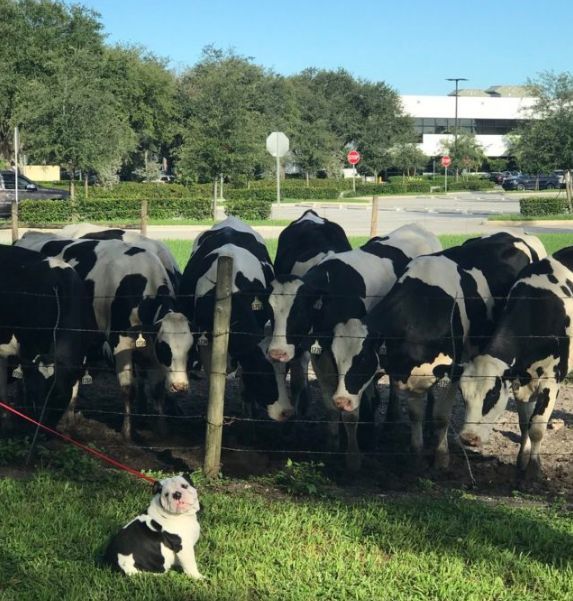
0, 170, 69, 217
489, 172, 505, 184
501, 173, 563, 191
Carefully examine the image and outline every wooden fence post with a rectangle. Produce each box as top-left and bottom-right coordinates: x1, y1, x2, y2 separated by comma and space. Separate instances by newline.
11, 199, 18, 243
370, 195, 380, 238
204, 255, 233, 479
140, 199, 148, 236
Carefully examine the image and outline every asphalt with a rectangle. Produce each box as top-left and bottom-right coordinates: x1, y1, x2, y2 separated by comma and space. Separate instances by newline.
1, 190, 572, 243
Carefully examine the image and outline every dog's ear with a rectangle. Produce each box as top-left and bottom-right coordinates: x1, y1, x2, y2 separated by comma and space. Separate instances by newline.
152, 480, 162, 495
182, 472, 194, 487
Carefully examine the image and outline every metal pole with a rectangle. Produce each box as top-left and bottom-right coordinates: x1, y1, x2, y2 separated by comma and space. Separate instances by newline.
276, 152, 280, 204
220, 173, 224, 200
204, 255, 233, 479
352, 165, 356, 194
11, 127, 19, 243
445, 165, 448, 193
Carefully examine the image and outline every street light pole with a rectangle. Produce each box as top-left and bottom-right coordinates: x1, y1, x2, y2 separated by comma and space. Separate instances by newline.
446, 77, 468, 179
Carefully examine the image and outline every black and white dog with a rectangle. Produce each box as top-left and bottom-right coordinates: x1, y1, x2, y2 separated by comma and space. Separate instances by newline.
105, 475, 203, 578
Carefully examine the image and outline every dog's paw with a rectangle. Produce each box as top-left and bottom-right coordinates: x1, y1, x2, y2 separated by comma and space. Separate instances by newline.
189, 572, 205, 581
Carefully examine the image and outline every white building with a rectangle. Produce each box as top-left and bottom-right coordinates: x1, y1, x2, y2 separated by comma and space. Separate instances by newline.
400, 85, 536, 157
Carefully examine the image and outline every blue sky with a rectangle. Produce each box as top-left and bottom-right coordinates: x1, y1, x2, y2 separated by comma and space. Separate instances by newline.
80, 0, 572, 95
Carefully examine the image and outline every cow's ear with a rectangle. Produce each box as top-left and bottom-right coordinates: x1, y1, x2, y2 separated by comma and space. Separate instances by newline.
301, 268, 329, 301
152, 480, 162, 495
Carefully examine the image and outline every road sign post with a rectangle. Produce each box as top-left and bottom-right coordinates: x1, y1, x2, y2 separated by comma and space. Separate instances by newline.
347, 150, 361, 194
266, 132, 289, 204
441, 155, 451, 193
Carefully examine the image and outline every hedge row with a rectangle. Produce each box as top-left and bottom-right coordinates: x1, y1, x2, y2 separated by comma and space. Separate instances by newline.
246, 178, 351, 191
350, 178, 495, 196
225, 186, 342, 201
18, 197, 212, 224
224, 198, 271, 220
519, 196, 570, 216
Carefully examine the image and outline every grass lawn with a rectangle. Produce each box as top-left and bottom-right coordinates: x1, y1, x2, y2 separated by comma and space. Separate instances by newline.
1, 462, 572, 601
490, 214, 573, 222
165, 233, 573, 269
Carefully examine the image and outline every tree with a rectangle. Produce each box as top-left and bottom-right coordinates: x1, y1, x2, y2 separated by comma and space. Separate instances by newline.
16, 47, 135, 198
0, 0, 104, 159
390, 143, 428, 178
289, 72, 341, 183
176, 47, 269, 189
509, 71, 573, 173
357, 82, 415, 181
103, 45, 178, 177
440, 133, 486, 174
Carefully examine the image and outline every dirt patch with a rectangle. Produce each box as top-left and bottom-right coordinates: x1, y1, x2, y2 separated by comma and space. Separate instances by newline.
3, 364, 573, 500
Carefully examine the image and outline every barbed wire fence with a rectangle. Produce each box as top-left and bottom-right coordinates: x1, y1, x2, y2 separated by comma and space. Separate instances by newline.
1, 255, 573, 483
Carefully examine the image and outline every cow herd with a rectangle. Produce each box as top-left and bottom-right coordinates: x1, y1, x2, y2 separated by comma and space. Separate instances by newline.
1, 212, 572, 481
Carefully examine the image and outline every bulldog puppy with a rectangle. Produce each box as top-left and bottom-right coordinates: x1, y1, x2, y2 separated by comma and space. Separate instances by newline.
105, 474, 203, 578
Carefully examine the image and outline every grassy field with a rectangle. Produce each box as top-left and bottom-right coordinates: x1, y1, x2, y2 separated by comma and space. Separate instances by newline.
1, 461, 572, 601
165, 233, 573, 269
3, 230, 573, 600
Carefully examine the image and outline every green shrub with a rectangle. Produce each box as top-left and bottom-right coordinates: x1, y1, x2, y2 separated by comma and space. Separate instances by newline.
18, 197, 212, 225
246, 178, 350, 191
520, 196, 569, 216
224, 197, 272, 220
350, 178, 494, 197
225, 185, 341, 201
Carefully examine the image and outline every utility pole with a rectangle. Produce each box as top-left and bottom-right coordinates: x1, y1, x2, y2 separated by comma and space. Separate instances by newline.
446, 77, 468, 181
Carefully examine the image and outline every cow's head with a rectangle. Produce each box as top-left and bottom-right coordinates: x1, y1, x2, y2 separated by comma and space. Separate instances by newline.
331, 319, 381, 413
459, 354, 511, 447
153, 312, 194, 395
239, 340, 295, 421
267, 274, 325, 363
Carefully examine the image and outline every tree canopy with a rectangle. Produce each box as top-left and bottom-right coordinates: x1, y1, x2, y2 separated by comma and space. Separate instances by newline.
509, 71, 573, 172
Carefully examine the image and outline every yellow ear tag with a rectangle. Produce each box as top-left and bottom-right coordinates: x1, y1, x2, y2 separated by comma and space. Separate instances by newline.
81, 370, 93, 385
12, 365, 23, 379
310, 340, 322, 355
135, 333, 146, 348
198, 333, 209, 346
251, 297, 263, 311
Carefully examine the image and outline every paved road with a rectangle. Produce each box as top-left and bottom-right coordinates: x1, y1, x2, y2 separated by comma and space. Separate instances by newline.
1, 191, 571, 243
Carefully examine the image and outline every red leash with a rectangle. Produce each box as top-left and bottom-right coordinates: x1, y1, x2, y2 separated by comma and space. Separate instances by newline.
0, 400, 156, 485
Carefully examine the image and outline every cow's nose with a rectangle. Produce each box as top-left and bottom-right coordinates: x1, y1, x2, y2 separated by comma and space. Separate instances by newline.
173, 491, 182, 500
279, 407, 295, 421
268, 349, 289, 362
459, 431, 481, 447
169, 383, 189, 395
334, 396, 354, 412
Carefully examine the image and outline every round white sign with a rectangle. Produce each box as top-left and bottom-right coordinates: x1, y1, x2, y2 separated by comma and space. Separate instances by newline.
266, 132, 289, 158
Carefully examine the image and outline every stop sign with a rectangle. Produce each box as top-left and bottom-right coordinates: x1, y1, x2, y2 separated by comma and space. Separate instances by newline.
347, 150, 361, 165
441, 155, 452, 168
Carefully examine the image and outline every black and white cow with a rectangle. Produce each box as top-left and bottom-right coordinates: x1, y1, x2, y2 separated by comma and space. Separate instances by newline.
459, 246, 573, 479
269, 210, 351, 414
340, 231, 546, 469
179, 217, 293, 421
15, 233, 193, 439
60, 223, 181, 290
0, 245, 95, 426
267, 223, 442, 469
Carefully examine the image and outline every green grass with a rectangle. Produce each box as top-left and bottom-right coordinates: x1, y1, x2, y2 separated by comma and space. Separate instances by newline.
1, 465, 572, 601
489, 214, 573, 222
165, 233, 573, 270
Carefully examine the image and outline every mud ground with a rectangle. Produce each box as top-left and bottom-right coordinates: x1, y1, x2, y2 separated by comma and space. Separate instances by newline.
3, 364, 573, 500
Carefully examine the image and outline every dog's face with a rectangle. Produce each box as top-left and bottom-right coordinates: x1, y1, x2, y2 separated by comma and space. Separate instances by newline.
153, 474, 200, 516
